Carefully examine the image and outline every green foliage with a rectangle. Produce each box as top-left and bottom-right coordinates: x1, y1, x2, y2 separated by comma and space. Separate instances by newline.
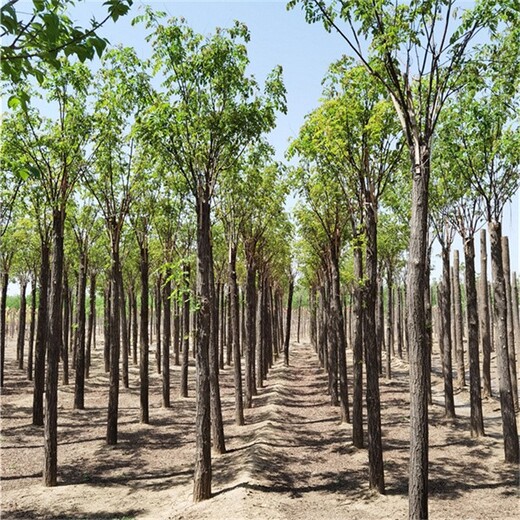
1, 0, 132, 86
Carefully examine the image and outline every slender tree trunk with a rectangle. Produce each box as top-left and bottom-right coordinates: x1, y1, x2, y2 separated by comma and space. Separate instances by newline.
106, 243, 121, 444
396, 282, 403, 360
425, 244, 433, 406
180, 263, 190, 398
209, 245, 225, 455
489, 220, 519, 463
244, 256, 256, 408
103, 285, 110, 373
162, 272, 171, 408
120, 271, 129, 390
479, 229, 491, 397
155, 276, 162, 375
324, 274, 338, 406
193, 196, 213, 502
61, 272, 69, 386
463, 236, 484, 436
139, 241, 149, 424
27, 276, 37, 381
0, 271, 8, 387
453, 250, 465, 388
513, 274, 520, 384
284, 278, 295, 367
131, 287, 138, 366
296, 295, 302, 344
85, 273, 96, 379
74, 251, 87, 410
44, 207, 65, 486
33, 243, 50, 425
386, 267, 393, 379
502, 237, 518, 411
364, 201, 384, 493
229, 244, 244, 425
173, 297, 181, 367
17, 279, 27, 370
407, 147, 430, 520
440, 246, 455, 419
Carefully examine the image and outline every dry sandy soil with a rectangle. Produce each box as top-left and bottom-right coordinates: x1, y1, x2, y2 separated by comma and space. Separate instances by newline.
1, 335, 518, 520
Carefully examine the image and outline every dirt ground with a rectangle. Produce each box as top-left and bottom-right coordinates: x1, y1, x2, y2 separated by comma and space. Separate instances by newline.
1, 334, 518, 520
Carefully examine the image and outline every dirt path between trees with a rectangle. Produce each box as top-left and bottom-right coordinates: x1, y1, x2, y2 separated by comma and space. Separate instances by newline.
1, 339, 518, 519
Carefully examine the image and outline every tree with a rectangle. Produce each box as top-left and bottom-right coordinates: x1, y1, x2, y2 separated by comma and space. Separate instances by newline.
141, 14, 286, 501
1, 0, 132, 87
288, 2, 515, 516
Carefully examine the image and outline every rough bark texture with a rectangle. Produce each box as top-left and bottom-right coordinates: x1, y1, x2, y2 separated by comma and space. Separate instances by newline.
0, 271, 7, 387
120, 273, 129, 390
440, 246, 455, 419
488, 221, 519, 463
106, 245, 121, 444
479, 230, 492, 397
27, 277, 37, 381
61, 273, 69, 386
44, 208, 65, 486
406, 147, 429, 520
284, 279, 294, 367
16, 279, 27, 370
453, 250, 465, 388
244, 255, 257, 407
155, 277, 162, 375
73, 252, 87, 410
85, 273, 96, 379
162, 274, 171, 408
180, 264, 190, 398
193, 197, 213, 501
364, 201, 385, 493
33, 243, 50, 425
229, 244, 245, 425
139, 241, 149, 425
501, 237, 518, 411
463, 236, 484, 437
386, 269, 393, 379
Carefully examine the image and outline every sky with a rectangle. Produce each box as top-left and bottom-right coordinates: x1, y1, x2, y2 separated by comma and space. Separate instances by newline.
6, 0, 519, 292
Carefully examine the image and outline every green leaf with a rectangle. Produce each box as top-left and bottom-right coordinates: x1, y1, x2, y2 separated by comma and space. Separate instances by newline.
7, 95, 20, 109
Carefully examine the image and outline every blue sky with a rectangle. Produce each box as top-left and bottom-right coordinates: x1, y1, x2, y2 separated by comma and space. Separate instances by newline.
8, 1, 520, 283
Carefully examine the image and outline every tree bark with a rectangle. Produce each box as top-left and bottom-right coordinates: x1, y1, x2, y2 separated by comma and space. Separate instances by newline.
386, 267, 393, 379
180, 263, 190, 398
139, 240, 149, 424
463, 236, 484, 436
27, 276, 37, 381
407, 146, 430, 520
85, 273, 96, 379
61, 272, 69, 386
162, 273, 171, 408
193, 197, 213, 501
352, 247, 364, 448
229, 244, 245, 425
489, 220, 519, 463
44, 207, 65, 486
120, 271, 129, 389
155, 276, 162, 375
17, 279, 27, 370
0, 271, 8, 387
479, 229, 492, 398
284, 278, 294, 366
453, 250, 465, 388
244, 255, 256, 407
502, 237, 518, 411
33, 243, 50, 425
74, 251, 87, 410
440, 245, 455, 419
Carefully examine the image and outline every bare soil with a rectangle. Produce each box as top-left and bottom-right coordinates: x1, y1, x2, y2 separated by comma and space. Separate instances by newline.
1, 336, 518, 520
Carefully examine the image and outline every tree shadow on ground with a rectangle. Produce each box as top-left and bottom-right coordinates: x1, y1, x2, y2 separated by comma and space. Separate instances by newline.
4, 507, 144, 519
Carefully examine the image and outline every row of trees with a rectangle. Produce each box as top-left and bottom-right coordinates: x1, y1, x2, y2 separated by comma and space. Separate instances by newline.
1, 12, 292, 501
288, 1, 519, 518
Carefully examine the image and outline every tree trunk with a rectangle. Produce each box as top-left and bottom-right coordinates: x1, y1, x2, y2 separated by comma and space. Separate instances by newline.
284, 279, 294, 367
155, 276, 162, 375
33, 243, 50, 425
180, 263, 190, 398
296, 295, 302, 343
479, 229, 491, 397
364, 200, 385, 493
103, 284, 110, 373
120, 270, 129, 389
106, 244, 121, 444
0, 271, 7, 387
74, 251, 87, 410
229, 244, 245, 425
27, 276, 37, 381
139, 241, 150, 424
244, 255, 256, 408
162, 273, 171, 408
61, 272, 69, 386
208, 242, 226, 455
324, 274, 338, 406
193, 197, 213, 501
17, 279, 27, 370
131, 286, 138, 366
85, 273, 96, 379
453, 250, 465, 388
501, 237, 518, 411
463, 235, 484, 436
407, 146, 430, 520
440, 245, 455, 419
489, 220, 518, 463
174, 296, 181, 367
386, 267, 393, 379
352, 246, 364, 447
44, 207, 65, 486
